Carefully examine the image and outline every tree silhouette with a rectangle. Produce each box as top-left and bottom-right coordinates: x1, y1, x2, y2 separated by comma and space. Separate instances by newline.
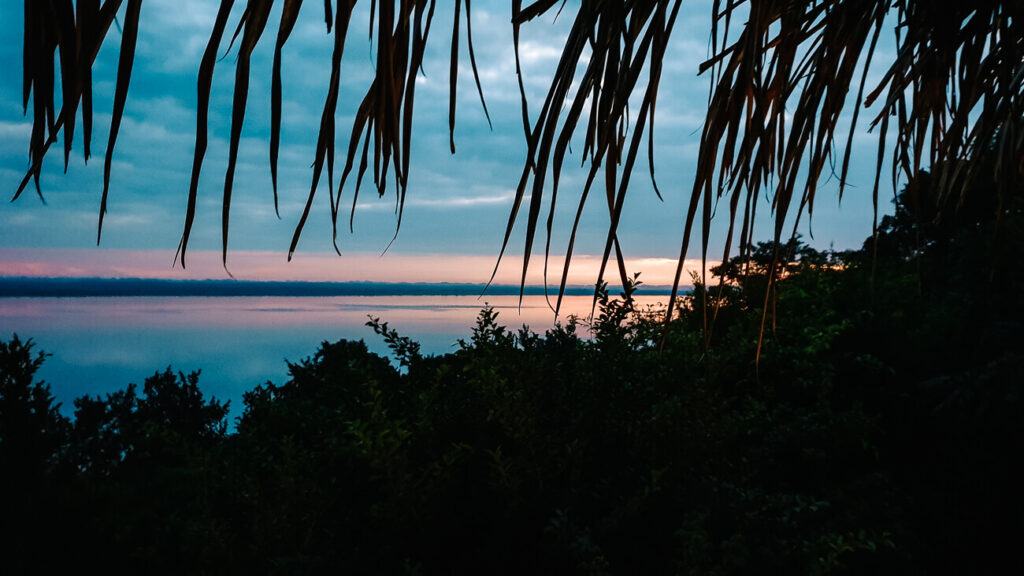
0, 335, 67, 481
15, 1, 1024, 304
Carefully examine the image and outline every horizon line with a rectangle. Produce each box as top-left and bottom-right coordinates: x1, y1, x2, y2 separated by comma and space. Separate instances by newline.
0, 276, 688, 298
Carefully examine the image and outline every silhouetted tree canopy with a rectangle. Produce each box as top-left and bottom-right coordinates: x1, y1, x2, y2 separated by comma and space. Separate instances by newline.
2, 204, 1022, 571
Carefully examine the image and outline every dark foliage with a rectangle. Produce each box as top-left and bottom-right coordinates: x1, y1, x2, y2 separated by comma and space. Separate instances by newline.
0, 336, 70, 574
2, 178, 1022, 572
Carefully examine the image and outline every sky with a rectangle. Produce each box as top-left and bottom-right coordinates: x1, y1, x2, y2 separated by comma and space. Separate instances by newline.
0, 0, 896, 285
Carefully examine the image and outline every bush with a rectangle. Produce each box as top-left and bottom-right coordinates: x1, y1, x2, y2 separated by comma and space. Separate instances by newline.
1, 206, 1021, 572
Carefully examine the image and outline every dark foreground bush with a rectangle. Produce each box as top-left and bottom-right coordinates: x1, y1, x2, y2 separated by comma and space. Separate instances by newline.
2, 195, 1022, 573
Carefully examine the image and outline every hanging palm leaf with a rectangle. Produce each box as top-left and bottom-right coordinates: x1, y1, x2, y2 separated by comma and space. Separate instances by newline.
12, 0, 1024, 317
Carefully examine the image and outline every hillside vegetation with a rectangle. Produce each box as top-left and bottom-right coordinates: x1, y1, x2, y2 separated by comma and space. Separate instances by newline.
2, 174, 1022, 574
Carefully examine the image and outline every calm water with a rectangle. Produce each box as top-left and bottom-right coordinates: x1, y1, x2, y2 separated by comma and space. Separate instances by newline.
0, 294, 668, 419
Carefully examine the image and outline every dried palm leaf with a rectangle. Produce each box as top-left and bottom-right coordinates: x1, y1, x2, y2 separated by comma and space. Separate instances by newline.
176, 0, 235, 267
12, 1, 1024, 334
20, 0, 486, 274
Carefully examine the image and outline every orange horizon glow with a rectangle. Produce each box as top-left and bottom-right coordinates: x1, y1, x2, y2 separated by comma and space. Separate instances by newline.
0, 248, 718, 287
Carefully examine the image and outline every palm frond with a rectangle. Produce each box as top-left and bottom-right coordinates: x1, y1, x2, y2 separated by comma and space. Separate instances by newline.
270, 0, 305, 217
12, 0, 1024, 321
98, 0, 142, 244
18, 0, 126, 203
176, 0, 235, 268
492, 0, 683, 313
20, 0, 486, 272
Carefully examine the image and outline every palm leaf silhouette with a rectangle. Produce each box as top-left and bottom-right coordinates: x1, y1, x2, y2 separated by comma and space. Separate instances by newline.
13, 1, 1024, 311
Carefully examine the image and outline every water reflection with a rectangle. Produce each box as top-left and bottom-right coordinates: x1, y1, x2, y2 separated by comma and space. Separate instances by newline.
1, 295, 669, 418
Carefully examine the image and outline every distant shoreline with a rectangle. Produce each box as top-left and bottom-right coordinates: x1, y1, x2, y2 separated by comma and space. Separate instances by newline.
0, 277, 682, 298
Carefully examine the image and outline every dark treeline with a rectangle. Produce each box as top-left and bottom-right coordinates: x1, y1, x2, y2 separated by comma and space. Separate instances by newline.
1, 170, 1022, 574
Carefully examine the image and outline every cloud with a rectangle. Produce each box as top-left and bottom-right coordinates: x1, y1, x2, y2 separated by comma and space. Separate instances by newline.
517, 41, 563, 66
136, 0, 222, 73
357, 190, 516, 211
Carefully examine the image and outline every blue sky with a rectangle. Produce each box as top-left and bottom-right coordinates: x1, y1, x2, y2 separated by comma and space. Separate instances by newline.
0, 1, 895, 284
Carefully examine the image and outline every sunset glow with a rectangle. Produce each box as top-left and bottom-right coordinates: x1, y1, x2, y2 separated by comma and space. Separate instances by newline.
0, 248, 716, 287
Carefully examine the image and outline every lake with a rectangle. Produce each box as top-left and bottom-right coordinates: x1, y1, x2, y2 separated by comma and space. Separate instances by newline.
0, 294, 670, 419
